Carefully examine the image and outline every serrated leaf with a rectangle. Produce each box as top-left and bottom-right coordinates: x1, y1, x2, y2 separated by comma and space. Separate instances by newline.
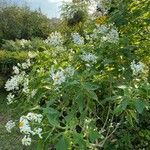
65, 109, 76, 123
75, 94, 85, 113
135, 100, 145, 114
47, 113, 60, 127
56, 136, 68, 150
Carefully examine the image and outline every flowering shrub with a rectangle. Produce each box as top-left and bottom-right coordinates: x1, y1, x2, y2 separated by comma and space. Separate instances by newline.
2, 38, 49, 51
4, 0, 150, 149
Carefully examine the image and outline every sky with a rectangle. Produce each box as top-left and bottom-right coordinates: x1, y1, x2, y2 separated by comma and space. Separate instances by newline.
9, 0, 96, 19
11, 0, 72, 18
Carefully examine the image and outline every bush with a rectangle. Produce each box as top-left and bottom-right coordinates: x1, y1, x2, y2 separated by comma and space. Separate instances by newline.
2, 38, 47, 51
3, 0, 150, 149
0, 6, 51, 42
0, 50, 28, 75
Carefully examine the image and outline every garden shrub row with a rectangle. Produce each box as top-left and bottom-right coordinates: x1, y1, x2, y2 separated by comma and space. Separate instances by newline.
0, 50, 28, 76
1, 38, 47, 52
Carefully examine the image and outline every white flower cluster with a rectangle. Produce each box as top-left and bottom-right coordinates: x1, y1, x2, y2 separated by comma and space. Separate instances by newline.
72, 33, 84, 45
51, 46, 66, 57
5, 64, 31, 104
5, 71, 26, 91
130, 60, 145, 75
22, 135, 31, 146
81, 53, 97, 64
19, 112, 43, 146
6, 93, 15, 105
50, 67, 75, 86
30, 89, 37, 98
22, 78, 29, 93
92, 25, 119, 43
21, 59, 31, 69
101, 28, 119, 43
20, 39, 29, 48
45, 32, 63, 46
97, 25, 109, 34
51, 70, 66, 85
13, 66, 19, 74
65, 67, 75, 77
5, 58, 32, 102
5, 120, 15, 133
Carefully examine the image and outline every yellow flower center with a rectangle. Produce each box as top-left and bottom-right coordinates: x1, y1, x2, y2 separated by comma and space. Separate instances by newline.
19, 121, 24, 127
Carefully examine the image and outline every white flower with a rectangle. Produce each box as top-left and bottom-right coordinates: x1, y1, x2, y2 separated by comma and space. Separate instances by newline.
22, 78, 29, 93
22, 59, 31, 69
13, 66, 19, 74
19, 116, 32, 134
97, 25, 109, 34
26, 113, 43, 123
72, 33, 84, 45
34, 114, 43, 123
5, 72, 25, 91
28, 51, 37, 59
5, 120, 15, 133
6, 93, 15, 105
92, 25, 119, 43
45, 32, 63, 46
101, 28, 119, 43
22, 135, 31, 146
51, 70, 66, 85
65, 67, 75, 77
20, 39, 29, 48
31, 89, 37, 98
130, 60, 145, 75
34, 128, 42, 138
81, 53, 97, 64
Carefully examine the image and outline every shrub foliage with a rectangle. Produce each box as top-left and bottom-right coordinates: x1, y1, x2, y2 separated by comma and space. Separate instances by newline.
3, 0, 150, 149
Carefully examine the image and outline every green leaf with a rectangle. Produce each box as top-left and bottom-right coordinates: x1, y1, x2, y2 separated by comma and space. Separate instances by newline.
135, 100, 145, 114
65, 109, 76, 123
87, 90, 98, 101
43, 107, 59, 115
120, 99, 128, 110
44, 107, 60, 127
75, 94, 85, 113
89, 130, 101, 143
73, 133, 86, 149
47, 114, 60, 127
56, 136, 68, 150
83, 82, 99, 91
126, 110, 138, 126
114, 105, 123, 114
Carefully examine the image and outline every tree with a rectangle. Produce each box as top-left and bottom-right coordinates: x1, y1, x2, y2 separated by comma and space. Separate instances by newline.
0, 5, 51, 42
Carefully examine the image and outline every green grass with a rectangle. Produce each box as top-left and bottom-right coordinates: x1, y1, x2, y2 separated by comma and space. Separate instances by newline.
0, 92, 23, 150
0, 92, 36, 150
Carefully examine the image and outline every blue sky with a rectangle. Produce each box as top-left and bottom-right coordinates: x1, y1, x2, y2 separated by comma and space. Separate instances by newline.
11, 0, 95, 18
12, 0, 71, 18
